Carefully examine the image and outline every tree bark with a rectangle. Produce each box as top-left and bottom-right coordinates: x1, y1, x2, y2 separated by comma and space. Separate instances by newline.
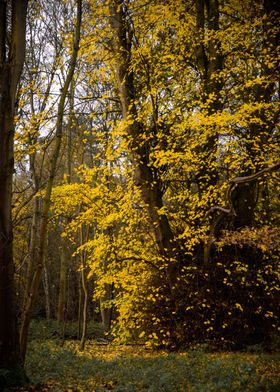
80, 225, 88, 351
57, 242, 68, 323
100, 283, 113, 332
109, 0, 179, 291
43, 257, 51, 319
0, 0, 28, 387
195, 0, 224, 193
57, 80, 75, 323
77, 274, 83, 340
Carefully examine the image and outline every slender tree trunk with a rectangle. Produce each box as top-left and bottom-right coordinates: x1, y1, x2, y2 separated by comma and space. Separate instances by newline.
80, 266, 88, 351
0, 0, 28, 386
80, 225, 88, 351
43, 257, 51, 319
77, 274, 83, 340
57, 242, 68, 322
23, 196, 40, 311
57, 80, 74, 323
20, 0, 82, 362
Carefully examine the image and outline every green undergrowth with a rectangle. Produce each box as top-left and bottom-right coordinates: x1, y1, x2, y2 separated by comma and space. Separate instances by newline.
14, 320, 279, 391
21, 341, 279, 391
28, 319, 105, 341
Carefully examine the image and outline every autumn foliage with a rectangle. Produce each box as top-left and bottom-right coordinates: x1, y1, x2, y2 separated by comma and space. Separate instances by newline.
12, 0, 280, 353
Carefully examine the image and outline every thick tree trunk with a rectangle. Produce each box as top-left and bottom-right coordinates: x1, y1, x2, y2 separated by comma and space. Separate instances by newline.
0, 0, 28, 387
232, 182, 258, 228
109, 0, 179, 290
100, 283, 113, 332
195, 0, 224, 193
0, 68, 19, 370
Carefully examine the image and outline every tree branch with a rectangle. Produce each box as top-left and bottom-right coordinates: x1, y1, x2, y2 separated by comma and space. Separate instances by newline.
230, 162, 280, 184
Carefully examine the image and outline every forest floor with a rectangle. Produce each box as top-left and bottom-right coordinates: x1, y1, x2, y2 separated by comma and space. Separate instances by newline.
14, 320, 280, 392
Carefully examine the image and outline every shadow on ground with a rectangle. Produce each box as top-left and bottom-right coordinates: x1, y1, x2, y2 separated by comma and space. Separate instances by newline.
13, 339, 280, 392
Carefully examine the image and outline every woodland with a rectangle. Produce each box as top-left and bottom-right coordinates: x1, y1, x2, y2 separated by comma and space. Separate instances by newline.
0, 0, 279, 390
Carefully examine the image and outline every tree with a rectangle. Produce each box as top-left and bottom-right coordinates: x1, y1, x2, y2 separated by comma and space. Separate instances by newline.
75, 0, 279, 348
0, 0, 29, 387
8, 0, 279, 354
20, 0, 82, 362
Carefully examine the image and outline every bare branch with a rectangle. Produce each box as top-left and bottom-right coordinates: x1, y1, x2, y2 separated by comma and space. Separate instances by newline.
230, 162, 280, 184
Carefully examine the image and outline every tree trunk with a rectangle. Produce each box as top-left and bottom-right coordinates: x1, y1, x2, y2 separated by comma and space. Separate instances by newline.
109, 0, 179, 291
0, 0, 29, 387
43, 257, 51, 319
57, 79, 74, 323
100, 283, 113, 332
80, 266, 88, 351
80, 225, 88, 351
232, 182, 258, 228
23, 196, 41, 311
77, 274, 83, 340
195, 0, 224, 193
57, 242, 68, 323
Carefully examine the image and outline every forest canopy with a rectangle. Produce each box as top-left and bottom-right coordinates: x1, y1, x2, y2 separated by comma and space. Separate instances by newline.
0, 0, 279, 387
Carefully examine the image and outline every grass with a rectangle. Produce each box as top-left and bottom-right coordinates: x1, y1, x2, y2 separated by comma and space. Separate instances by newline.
27, 319, 105, 341
16, 320, 280, 391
